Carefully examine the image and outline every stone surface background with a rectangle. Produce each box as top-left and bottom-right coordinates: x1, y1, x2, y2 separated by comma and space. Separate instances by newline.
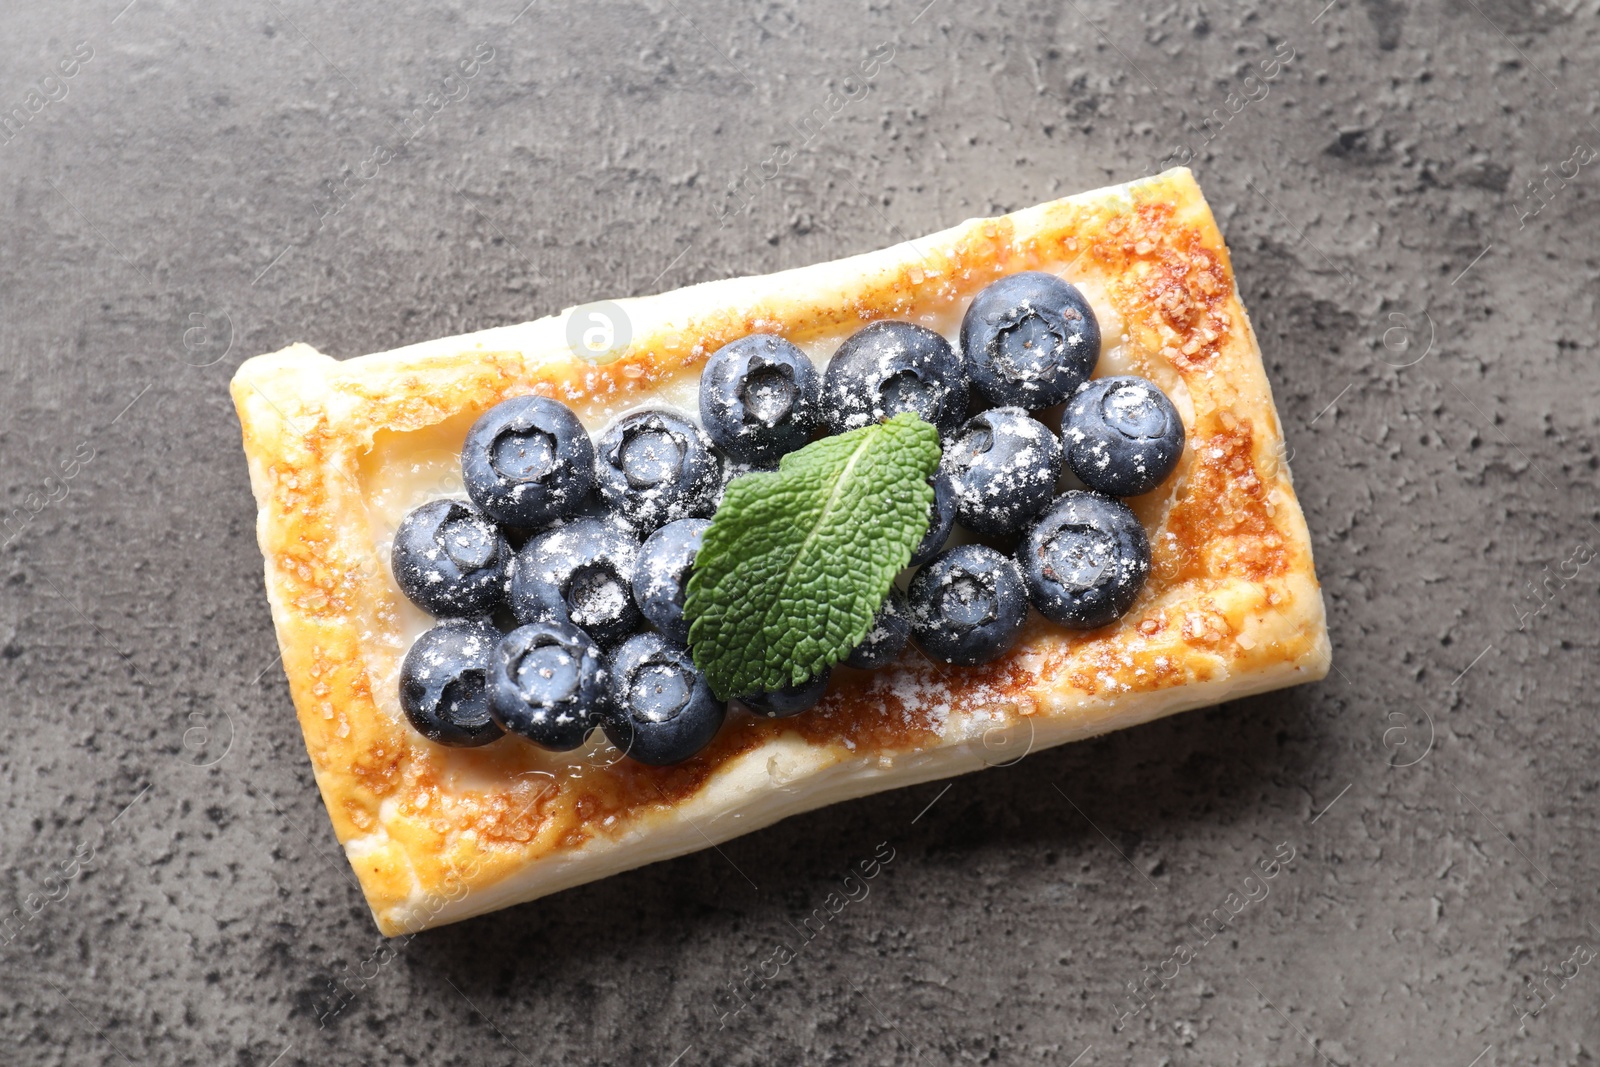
2, 0, 1597, 1064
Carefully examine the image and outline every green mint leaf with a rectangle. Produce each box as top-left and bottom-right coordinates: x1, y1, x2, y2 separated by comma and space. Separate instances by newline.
685, 411, 941, 700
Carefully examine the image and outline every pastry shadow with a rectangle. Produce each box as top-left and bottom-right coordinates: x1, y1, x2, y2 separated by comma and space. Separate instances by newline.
407, 680, 1326, 981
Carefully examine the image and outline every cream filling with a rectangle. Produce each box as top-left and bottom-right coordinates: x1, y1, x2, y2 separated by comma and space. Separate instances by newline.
360, 266, 1131, 655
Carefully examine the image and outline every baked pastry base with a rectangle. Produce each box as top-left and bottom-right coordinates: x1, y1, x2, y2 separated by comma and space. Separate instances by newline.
231, 167, 1330, 936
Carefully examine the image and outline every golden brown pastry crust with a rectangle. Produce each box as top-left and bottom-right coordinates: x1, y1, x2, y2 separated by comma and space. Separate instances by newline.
231, 168, 1329, 936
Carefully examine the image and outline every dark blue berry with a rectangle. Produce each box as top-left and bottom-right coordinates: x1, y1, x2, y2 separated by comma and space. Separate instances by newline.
1020, 491, 1150, 629
845, 589, 910, 670
390, 499, 511, 617
740, 667, 832, 718
462, 396, 595, 527
910, 470, 958, 567
632, 518, 709, 645
712, 453, 776, 513
700, 335, 821, 465
907, 544, 1029, 666
509, 518, 641, 646
489, 620, 606, 751
399, 619, 504, 747
960, 272, 1100, 409
939, 407, 1063, 537
594, 410, 720, 533
1061, 376, 1185, 497
820, 321, 968, 437
602, 633, 727, 765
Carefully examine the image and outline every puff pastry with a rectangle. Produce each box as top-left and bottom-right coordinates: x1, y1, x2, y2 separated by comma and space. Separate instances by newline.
231, 167, 1330, 935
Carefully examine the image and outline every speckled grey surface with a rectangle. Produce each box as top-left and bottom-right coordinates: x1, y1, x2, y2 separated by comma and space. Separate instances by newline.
3, 1, 1598, 1064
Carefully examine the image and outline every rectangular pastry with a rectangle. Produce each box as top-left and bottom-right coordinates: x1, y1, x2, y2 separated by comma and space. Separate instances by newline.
231, 167, 1330, 936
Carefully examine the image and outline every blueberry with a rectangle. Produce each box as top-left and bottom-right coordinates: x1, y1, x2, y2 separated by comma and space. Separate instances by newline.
907, 544, 1029, 666
1061, 376, 1185, 497
399, 619, 504, 747
509, 518, 641, 646
1021, 491, 1150, 629
845, 589, 910, 670
602, 633, 727, 765
632, 518, 710, 645
700, 335, 821, 465
939, 407, 1063, 537
740, 668, 832, 718
390, 499, 511, 617
909, 470, 958, 567
488, 620, 606, 751
820, 321, 968, 437
594, 410, 720, 533
462, 395, 595, 528
712, 453, 776, 512
960, 272, 1100, 409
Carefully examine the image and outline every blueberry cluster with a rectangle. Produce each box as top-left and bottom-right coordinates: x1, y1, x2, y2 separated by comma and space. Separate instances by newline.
390, 269, 1185, 765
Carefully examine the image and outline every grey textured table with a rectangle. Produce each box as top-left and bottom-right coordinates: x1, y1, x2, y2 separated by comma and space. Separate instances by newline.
3, 1, 1595, 1064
